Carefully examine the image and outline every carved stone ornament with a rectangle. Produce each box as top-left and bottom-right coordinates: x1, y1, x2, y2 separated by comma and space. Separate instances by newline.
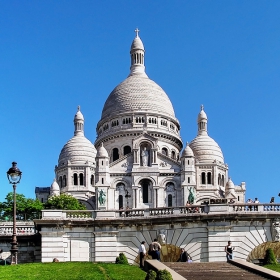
158, 229, 167, 245
121, 162, 129, 167
272, 219, 280, 242
160, 161, 167, 167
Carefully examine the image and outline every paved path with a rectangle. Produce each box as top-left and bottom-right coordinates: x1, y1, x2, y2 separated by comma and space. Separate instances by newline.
164, 262, 269, 279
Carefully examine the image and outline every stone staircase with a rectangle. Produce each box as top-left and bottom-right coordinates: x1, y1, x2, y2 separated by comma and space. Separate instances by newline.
164, 262, 269, 279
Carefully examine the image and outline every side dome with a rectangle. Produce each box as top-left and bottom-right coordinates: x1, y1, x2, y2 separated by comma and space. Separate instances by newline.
101, 75, 176, 120
181, 143, 194, 157
189, 106, 224, 163
96, 143, 109, 158
58, 106, 96, 166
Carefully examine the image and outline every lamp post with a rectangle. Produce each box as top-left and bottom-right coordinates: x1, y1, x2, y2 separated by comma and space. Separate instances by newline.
6, 162, 22, 265
125, 190, 131, 209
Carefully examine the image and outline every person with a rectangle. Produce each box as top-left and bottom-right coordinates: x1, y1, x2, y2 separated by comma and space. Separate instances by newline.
187, 255, 193, 263
177, 248, 191, 262
246, 198, 253, 211
141, 147, 149, 166
152, 239, 161, 261
138, 241, 146, 268
225, 241, 234, 261
254, 198, 259, 211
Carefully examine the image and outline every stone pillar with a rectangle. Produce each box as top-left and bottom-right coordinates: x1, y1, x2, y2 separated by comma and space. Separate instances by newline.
93, 231, 118, 262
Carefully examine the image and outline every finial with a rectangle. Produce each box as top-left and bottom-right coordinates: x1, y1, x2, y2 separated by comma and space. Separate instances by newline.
77, 105, 80, 112
135, 28, 140, 37
200, 104, 204, 111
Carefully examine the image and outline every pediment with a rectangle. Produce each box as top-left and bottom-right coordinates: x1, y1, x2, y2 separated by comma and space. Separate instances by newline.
109, 153, 133, 172
132, 133, 158, 149
157, 153, 181, 171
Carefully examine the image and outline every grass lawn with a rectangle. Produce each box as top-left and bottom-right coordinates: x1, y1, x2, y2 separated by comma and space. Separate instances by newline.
0, 262, 147, 280
264, 263, 280, 273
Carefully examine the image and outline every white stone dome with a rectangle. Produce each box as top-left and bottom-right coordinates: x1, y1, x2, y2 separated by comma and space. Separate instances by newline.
226, 178, 234, 190
189, 134, 224, 163
131, 36, 144, 51
96, 143, 109, 158
197, 106, 207, 122
51, 178, 60, 191
58, 136, 96, 166
58, 107, 96, 166
181, 143, 194, 157
101, 75, 176, 120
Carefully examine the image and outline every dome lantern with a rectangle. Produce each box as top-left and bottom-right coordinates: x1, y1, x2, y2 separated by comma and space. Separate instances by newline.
129, 28, 147, 77
74, 105, 84, 136
197, 105, 208, 136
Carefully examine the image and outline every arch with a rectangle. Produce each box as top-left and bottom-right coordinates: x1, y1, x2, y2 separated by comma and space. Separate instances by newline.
79, 173, 84, 186
218, 174, 221, 186
201, 172, 206, 184
63, 175, 67, 187
112, 148, 119, 161
59, 176, 62, 188
119, 195, 124, 209
91, 175, 94, 186
207, 172, 212, 184
168, 194, 173, 207
162, 147, 168, 156
171, 151, 176, 160
139, 179, 153, 204
123, 145, 131, 155
73, 173, 78, 185
140, 142, 152, 166
221, 175, 225, 187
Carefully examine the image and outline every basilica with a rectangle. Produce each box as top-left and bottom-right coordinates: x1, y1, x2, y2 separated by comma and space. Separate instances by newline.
35, 31, 246, 210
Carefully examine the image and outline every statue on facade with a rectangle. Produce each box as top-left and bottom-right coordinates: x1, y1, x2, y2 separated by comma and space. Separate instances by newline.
158, 229, 166, 245
98, 189, 106, 205
272, 219, 280, 242
188, 186, 196, 204
141, 147, 149, 166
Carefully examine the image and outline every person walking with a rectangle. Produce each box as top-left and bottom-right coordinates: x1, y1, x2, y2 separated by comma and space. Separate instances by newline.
152, 239, 161, 261
138, 241, 146, 268
225, 241, 235, 261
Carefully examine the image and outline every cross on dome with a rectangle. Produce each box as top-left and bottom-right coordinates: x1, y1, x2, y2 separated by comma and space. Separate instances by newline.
77, 105, 80, 111
201, 104, 204, 111
135, 28, 140, 37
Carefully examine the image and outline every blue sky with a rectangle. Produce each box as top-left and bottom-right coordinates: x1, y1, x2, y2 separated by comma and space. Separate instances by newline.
0, 1, 279, 203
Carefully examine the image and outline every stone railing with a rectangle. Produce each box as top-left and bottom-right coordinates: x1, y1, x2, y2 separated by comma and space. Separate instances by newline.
0, 222, 36, 236
39, 203, 280, 220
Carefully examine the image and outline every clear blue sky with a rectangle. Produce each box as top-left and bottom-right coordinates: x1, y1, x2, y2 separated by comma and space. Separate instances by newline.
0, 1, 279, 203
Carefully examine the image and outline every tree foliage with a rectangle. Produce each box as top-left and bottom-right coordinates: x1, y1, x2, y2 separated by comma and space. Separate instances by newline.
264, 248, 277, 265
145, 270, 157, 280
115, 253, 129, 265
44, 194, 86, 210
0, 192, 43, 221
156, 270, 173, 280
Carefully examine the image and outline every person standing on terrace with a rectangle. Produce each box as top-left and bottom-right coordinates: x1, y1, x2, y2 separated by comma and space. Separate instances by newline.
225, 241, 235, 261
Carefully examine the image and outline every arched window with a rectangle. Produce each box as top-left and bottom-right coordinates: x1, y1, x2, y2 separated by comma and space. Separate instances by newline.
141, 179, 150, 203
221, 175, 225, 187
73, 173, 78, 185
79, 173, 84, 186
207, 172, 212, 184
119, 195, 123, 209
201, 172, 206, 184
171, 151, 176, 159
124, 146, 131, 155
162, 148, 168, 156
218, 174, 221, 186
91, 175, 94, 186
168, 194, 172, 207
63, 175, 67, 187
112, 148, 119, 161
188, 177, 190, 183
59, 176, 62, 188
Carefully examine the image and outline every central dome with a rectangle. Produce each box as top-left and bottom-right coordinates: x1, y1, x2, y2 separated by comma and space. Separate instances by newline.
101, 75, 176, 120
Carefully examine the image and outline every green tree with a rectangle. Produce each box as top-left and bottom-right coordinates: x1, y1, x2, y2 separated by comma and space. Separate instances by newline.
145, 270, 157, 280
0, 192, 43, 221
264, 248, 277, 265
44, 194, 86, 210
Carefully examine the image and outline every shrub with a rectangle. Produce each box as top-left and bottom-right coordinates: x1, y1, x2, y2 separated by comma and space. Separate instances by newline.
145, 269, 157, 280
264, 248, 277, 265
156, 269, 173, 280
115, 252, 129, 265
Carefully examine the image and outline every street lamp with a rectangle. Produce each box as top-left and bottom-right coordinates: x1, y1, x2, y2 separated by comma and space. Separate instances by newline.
6, 162, 22, 265
125, 190, 131, 209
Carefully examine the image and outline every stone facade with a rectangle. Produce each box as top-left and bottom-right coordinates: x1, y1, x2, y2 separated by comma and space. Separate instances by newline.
35, 206, 279, 263
35, 31, 245, 212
